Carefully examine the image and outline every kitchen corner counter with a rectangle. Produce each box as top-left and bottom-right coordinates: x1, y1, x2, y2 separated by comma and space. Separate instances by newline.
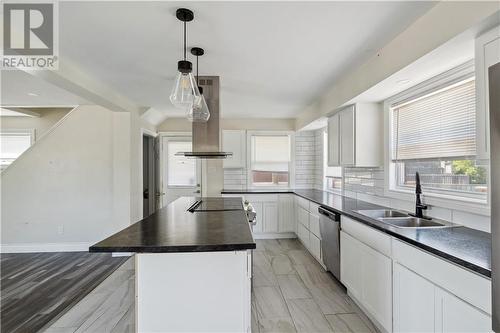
90, 196, 256, 253
222, 188, 491, 278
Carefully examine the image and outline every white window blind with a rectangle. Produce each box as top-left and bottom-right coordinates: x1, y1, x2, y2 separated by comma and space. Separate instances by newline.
251, 135, 291, 172
392, 78, 476, 161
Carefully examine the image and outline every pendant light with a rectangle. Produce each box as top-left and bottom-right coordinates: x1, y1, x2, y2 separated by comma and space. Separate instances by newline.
187, 47, 210, 122
169, 8, 200, 109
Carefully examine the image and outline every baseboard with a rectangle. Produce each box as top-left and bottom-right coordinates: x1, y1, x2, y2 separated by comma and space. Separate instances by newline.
1, 242, 92, 253
253, 232, 297, 239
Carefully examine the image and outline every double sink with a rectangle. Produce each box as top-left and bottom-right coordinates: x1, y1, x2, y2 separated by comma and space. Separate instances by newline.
356, 209, 456, 229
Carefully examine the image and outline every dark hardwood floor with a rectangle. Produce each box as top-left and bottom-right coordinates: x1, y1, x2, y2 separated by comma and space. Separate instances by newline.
1, 252, 128, 333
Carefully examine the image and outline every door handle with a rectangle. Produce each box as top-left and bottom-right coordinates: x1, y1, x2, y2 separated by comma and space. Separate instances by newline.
194, 190, 201, 194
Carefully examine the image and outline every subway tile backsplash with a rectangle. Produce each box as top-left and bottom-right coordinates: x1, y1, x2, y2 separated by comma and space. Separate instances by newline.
222, 129, 489, 232
343, 166, 490, 232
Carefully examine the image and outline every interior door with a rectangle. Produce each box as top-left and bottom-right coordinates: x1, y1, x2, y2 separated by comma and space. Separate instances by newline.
143, 135, 157, 217
161, 136, 201, 207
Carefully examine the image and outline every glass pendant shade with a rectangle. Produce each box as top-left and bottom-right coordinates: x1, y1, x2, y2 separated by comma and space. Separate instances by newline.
187, 94, 210, 122
169, 71, 200, 109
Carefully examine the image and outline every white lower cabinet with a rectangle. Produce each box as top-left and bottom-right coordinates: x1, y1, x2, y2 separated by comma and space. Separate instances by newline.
297, 223, 309, 249
362, 243, 392, 331
263, 202, 278, 233
294, 198, 325, 267
278, 194, 296, 232
246, 194, 295, 236
340, 231, 363, 300
393, 263, 436, 333
340, 230, 392, 332
438, 288, 491, 333
394, 263, 491, 333
309, 233, 321, 261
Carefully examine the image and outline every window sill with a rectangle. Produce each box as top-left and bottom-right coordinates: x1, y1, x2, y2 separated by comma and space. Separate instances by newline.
385, 188, 490, 216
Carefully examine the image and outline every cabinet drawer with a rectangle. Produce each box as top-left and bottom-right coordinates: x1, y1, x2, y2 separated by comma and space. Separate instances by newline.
393, 239, 491, 314
341, 216, 391, 257
310, 233, 321, 262
309, 213, 320, 238
309, 202, 320, 215
296, 196, 309, 211
297, 223, 310, 249
297, 206, 309, 229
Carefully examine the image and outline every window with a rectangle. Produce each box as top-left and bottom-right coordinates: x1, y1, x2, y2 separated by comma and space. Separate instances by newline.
167, 141, 197, 187
0, 129, 34, 171
323, 130, 342, 192
250, 134, 291, 187
390, 75, 487, 200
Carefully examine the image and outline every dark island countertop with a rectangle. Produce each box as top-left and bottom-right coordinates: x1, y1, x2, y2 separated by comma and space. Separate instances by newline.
222, 188, 491, 278
90, 197, 256, 253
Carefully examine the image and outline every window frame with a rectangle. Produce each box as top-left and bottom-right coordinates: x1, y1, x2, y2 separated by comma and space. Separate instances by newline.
246, 130, 295, 189
0, 128, 35, 171
384, 60, 490, 214
322, 129, 343, 193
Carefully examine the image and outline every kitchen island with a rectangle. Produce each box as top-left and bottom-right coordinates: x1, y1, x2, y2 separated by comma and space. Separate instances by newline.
90, 196, 255, 333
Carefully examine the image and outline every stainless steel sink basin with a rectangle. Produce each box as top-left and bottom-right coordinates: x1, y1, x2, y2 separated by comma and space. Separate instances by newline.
356, 209, 408, 219
378, 217, 454, 228
355, 209, 456, 228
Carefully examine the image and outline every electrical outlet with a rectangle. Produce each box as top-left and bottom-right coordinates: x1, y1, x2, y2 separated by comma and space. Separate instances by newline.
57, 225, 64, 235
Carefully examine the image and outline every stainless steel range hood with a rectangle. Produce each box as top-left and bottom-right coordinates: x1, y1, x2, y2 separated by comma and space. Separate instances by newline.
176, 76, 232, 159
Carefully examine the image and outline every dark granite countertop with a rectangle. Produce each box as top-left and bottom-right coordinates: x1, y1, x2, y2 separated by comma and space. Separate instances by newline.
222, 188, 491, 278
90, 197, 256, 253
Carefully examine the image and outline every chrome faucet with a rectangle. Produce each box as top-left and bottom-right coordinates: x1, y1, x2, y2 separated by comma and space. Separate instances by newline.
413, 172, 428, 219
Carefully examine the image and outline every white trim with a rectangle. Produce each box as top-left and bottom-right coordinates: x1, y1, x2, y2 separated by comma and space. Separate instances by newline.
246, 130, 296, 190
1, 242, 92, 253
158, 131, 192, 137
384, 61, 490, 215
252, 232, 297, 240
141, 128, 158, 138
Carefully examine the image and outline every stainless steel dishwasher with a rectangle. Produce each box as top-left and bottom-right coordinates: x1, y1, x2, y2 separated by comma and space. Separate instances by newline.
318, 206, 341, 281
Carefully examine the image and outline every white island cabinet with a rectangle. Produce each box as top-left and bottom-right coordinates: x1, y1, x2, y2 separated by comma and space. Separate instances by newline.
89, 197, 254, 333
136, 251, 252, 333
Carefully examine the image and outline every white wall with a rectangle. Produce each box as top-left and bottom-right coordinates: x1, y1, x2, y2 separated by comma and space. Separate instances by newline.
1, 108, 71, 141
296, 2, 499, 129
1, 105, 132, 251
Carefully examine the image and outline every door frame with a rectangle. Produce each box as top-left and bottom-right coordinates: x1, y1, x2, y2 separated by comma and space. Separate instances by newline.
158, 132, 201, 207
140, 128, 158, 218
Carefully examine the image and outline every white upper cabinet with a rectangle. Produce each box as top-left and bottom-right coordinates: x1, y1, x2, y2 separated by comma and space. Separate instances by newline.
339, 106, 356, 166
222, 130, 246, 168
327, 103, 383, 167
327, 114, 340, 166
475, 26, 500, 160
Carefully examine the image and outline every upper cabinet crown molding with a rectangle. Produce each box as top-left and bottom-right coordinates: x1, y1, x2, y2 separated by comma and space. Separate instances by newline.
475, 25, 500, 160
327, 103, 383, 167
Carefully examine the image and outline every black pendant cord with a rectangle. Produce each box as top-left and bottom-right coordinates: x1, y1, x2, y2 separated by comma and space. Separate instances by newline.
183, 21, 187, 61
196, 55, 199, 86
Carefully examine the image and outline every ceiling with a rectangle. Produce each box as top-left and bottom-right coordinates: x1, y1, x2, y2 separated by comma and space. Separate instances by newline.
1, 70, 89, 107
2, 1, 436, 118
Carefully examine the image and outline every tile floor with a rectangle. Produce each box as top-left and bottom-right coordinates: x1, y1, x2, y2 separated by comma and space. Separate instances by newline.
252, 239, 377, 333
44, 239, 377, 333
